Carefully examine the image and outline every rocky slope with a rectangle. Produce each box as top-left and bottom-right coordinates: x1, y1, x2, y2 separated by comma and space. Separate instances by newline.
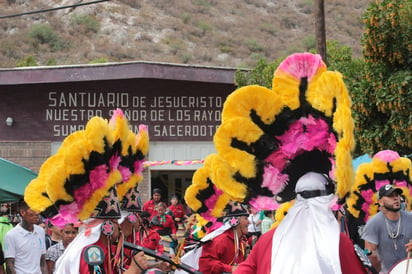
0, 0, 370, 68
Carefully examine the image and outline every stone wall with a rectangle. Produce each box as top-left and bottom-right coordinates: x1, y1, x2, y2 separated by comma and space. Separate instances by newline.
0, 141, 51, 172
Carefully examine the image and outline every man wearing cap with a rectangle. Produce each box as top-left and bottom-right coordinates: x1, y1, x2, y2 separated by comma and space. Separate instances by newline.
234, 172, 366, 274
143, 189, 167, 218
198, 201, 250, 274
362, 184, 412, 273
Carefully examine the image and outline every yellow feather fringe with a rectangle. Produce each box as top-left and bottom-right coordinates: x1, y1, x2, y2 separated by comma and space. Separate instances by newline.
185, 154, 231, 218
272, 200, 295, 228
136, 126, 150, 157
222, 85, 282, 124
85, 117, 113, 154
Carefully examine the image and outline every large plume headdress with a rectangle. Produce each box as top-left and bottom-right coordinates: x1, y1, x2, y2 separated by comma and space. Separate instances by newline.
24, 109, 149, 226
185, 53, 355, 225
345, 150, 412, 244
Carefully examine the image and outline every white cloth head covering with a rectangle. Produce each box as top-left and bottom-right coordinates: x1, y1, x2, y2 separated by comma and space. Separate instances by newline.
270, 172, 341, 274
55, 220, 103, 273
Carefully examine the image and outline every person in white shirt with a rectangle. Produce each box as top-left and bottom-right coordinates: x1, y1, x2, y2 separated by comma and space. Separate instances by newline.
247, 207, 263, 247
4, 199, 47, 274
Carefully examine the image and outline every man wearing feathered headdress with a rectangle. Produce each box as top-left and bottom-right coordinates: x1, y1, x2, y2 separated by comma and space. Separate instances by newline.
184, 52, 367, 273
23, 109, 152, 274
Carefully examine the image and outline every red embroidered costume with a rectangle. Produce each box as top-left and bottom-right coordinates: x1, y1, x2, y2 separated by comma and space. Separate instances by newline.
199, 228, 246, 274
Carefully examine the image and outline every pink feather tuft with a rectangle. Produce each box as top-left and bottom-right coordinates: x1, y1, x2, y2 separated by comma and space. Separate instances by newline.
360, 189, 375, 222
265, 151, 288, 170
249, 196, 279, 211
361, 203, 371, 223
395, 180, 407, 188
71, 165, 110, 214
134, 159, 144, 174
49, 216, 68, 229
119, 165, 132, 182
52, 203, 81, 227
138, 124, 147, 132
74, 184, 93, 206
330, 196, 340, 211
278, 52, 325, 81
109, 154, 121, 171
327, 134, 337, 154
374, 150, 400, 163
277, 116, 332, 157
203, 186, 224, 211
262, 165, 288, 194
361, 189, 374, 204
89, 165, 110, 191
200, 212, 217, 224
109, 108, 124, 125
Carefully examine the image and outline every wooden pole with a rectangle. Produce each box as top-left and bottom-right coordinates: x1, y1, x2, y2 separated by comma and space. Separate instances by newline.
314, 0, 327, 64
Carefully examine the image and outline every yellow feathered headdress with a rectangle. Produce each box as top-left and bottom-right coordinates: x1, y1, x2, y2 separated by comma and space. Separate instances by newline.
25, 109, 149, 226
185, 53, 355, 222
345, 150, 411, 243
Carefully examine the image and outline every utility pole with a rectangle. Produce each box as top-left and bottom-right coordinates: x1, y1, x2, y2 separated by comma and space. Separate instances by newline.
314, 0, 327, 64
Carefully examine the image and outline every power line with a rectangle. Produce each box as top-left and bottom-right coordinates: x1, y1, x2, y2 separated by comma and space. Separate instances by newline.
0, 0, 111, 19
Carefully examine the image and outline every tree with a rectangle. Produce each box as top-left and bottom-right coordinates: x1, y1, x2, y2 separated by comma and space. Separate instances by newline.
352, 0, 411, 157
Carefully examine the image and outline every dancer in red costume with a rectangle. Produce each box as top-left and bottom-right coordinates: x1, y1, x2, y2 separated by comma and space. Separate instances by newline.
234, 172, 366, 274
199, 202, 249, 274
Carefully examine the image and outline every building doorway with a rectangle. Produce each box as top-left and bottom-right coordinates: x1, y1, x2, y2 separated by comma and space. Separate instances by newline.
150, 170, 194, 205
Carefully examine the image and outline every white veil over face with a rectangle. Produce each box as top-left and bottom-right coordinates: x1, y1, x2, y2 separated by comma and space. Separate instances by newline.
270, 172, 342, 274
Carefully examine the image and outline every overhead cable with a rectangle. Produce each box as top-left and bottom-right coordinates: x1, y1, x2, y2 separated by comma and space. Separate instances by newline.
0, 0, 111, 19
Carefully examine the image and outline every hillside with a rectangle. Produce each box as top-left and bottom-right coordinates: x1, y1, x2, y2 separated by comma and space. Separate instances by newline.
0, 0, 371, 69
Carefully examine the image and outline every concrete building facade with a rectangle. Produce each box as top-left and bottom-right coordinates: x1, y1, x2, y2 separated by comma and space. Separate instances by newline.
0, 61, 237, 203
